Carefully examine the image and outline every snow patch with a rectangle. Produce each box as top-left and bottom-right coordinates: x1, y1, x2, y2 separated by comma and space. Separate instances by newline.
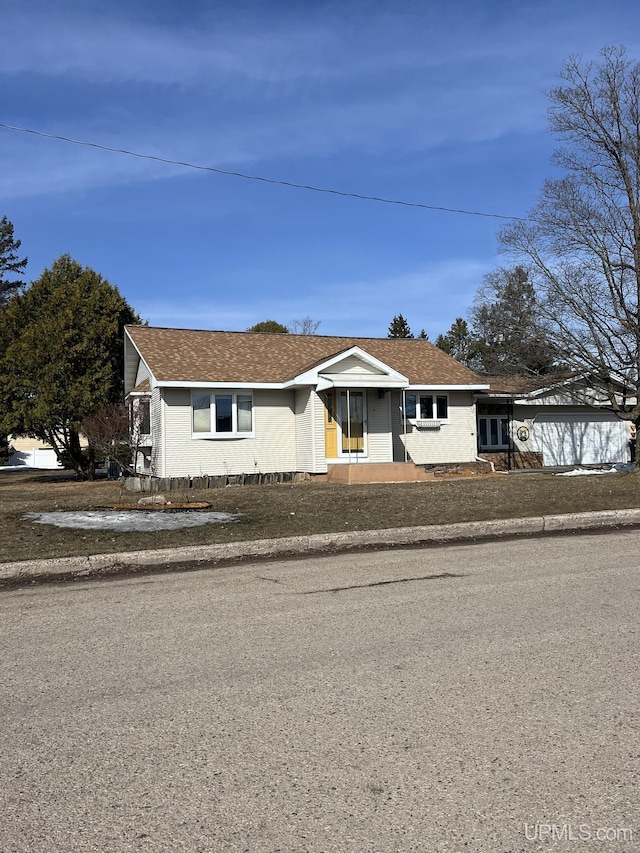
24, 510, 240, 532
555, 463, 635, 477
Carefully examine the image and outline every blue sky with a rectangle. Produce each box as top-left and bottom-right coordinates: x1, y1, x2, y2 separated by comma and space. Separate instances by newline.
3, 0, 640, 338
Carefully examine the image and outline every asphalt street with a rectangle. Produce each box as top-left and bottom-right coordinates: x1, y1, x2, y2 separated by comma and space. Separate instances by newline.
1, 532, 639, 852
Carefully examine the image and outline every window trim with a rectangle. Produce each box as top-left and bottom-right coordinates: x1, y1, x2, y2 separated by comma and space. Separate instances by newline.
191, 390, 255, 439
478, 415, 510, 449
139, 399, 151, 435
404, 392, 450, 424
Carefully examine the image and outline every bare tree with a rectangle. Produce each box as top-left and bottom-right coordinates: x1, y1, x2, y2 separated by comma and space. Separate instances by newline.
82, 402, 145, 475
290, 316, 321, 335
501, 47, 640, 437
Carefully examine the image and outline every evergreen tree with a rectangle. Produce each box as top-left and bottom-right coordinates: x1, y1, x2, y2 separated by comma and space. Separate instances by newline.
0, 216, 27, 307
0, 433, 12, 465
470, 266, 555, 375
435, 317, 480, 368
0, 255, 140, 480
246, 320, 289, 334
387, 314, 414, 338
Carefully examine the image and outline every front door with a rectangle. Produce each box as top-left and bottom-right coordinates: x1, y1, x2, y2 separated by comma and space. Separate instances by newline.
323, 390, 339, 459
339, 390, 366, 455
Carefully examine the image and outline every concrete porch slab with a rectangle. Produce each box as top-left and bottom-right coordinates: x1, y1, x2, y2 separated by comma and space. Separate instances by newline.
326, 462, 437, 484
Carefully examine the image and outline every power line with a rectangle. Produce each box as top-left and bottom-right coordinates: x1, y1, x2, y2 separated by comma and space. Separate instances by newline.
0, 121, 527, 222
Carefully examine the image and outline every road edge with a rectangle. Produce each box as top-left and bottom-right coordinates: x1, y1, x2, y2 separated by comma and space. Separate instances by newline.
1, 508, 640, 585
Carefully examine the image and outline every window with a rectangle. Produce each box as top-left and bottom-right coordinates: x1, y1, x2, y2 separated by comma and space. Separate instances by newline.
192, 392, 254, 437
139, 400, 151, 435
405, 393, 448, 421
478, 416, 509, 449
129, 399, 151, 435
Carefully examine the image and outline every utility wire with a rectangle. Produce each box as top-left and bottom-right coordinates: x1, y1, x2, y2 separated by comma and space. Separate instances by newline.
0, 121, 527, 222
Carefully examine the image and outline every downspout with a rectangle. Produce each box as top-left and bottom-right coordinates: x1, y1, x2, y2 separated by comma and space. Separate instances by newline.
402, 389, 408, 463
507, 397, 514, 471
476, 454, 498, 473
310, 387, 317, 474
346, 388, 352, 463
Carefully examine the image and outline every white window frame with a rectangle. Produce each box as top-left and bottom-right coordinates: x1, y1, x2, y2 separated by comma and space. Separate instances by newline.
191, 391, 254, 439
478, 415, 510, 449
404, 392, 449, 423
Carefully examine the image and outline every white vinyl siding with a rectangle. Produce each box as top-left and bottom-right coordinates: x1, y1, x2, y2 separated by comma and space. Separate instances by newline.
322, 355, 386, 376
150, 385, 163, 476
367, 391, 393, 462
160, 388, 297, 477
392, 391, 477, 464
295, 387, 326, 473
134, 360, 150, 387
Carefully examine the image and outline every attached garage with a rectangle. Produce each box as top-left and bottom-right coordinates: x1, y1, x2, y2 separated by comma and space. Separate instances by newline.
534, 412, 629, 467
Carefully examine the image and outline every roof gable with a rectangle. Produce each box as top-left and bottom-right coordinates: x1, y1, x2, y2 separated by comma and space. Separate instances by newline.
295, 346, 409, 390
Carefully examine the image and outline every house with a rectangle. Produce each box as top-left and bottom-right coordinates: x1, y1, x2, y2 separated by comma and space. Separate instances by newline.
124, 326, 489, 482
476, 374, 633, 469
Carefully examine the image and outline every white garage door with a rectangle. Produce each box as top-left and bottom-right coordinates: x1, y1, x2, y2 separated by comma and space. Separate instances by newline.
9, 448, 62, 469
535, 413, 629, 466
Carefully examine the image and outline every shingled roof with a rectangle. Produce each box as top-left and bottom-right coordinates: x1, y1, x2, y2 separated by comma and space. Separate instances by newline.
481, 372, 580, 396
126, 325, 486, 387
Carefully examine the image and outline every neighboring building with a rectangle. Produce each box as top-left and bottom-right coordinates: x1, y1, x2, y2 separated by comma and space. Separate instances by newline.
7, 435, 62, 469
124, 326, 489, 480
476, 374, 633, 468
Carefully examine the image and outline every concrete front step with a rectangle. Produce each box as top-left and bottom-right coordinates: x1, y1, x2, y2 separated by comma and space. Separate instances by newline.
326, 462, 437, 484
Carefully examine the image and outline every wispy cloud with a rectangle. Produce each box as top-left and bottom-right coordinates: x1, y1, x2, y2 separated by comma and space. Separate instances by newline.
2, 0, 591, 201
138, 258, 493, 338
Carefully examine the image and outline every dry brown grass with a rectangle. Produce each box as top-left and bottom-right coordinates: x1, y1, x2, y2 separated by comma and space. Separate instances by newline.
1, 468, 639, 564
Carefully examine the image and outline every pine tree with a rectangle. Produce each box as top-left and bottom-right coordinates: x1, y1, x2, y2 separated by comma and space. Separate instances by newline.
387, 314, 414, 338
0, 255, 139, 479
0, 216, 27, 307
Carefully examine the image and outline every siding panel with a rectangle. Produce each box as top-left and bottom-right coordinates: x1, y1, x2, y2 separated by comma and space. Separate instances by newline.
295, 388, 314, 472
150, 386, 163, 477
135, 361, 150, 387
161, 389, 298, 477
391, 391, 477, 464
367, 391, 393, 462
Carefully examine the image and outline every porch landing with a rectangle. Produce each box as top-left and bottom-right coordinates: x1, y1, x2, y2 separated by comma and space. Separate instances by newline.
325, 462, 437, 485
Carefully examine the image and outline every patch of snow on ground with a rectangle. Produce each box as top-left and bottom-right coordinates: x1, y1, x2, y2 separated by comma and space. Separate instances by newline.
556, 463, 635, 476
24, 511, 240, 532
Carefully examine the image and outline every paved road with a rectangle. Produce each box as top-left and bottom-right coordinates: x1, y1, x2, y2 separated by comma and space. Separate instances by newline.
1, 532, 639, 853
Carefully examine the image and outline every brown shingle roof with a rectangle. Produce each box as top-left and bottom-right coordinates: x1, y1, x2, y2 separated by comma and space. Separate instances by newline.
126, 326, 486, 387
482, 372, 579, 395
131, 378, 151, 393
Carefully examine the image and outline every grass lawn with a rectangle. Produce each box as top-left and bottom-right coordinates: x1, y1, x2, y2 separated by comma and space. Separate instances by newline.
1, 468, 639, 564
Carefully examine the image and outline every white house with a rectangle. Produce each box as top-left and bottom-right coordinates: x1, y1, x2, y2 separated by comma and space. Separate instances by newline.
124, 326, 489, 481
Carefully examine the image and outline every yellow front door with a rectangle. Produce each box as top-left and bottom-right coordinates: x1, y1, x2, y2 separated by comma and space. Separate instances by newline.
323, 390, 338, 458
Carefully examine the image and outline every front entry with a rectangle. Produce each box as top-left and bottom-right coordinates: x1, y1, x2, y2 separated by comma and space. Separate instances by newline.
340, 390, 365, 454
323, 389, 367, 459
323, 390, 339, 458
